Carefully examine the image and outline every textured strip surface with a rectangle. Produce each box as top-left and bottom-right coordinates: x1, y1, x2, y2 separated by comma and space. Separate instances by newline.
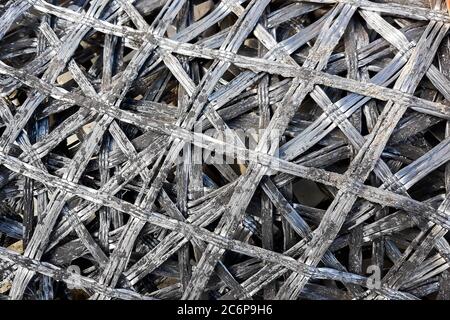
0, 0, 450, 300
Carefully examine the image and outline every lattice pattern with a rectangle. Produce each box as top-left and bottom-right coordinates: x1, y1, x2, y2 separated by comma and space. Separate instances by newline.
0, 0, 450, 300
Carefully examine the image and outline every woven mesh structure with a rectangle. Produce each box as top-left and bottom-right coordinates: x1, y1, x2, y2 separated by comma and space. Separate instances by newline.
1, 0, 450, 300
